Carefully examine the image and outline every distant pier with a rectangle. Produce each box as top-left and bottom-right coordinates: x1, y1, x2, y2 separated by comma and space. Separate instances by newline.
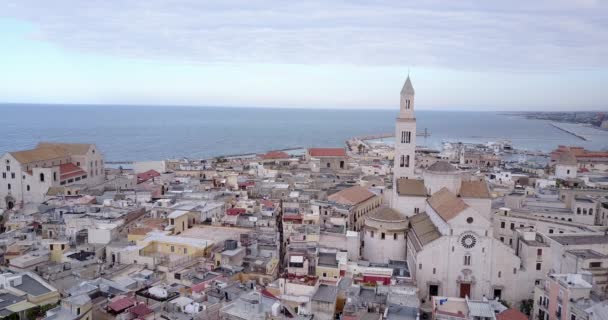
550, 123, 588, 141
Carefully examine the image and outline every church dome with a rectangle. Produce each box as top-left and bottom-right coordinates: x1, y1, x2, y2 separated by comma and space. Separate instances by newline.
365, 207, 408, 231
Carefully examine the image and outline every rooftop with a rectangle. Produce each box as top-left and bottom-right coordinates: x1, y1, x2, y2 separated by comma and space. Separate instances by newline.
328, 186, 375, 206
550, 235, 608, 246
428, 188, 469, 221
312, 284, 339, 303
396, 179, 426, 197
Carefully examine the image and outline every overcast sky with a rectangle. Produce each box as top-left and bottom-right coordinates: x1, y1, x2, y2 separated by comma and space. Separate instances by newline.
1, 0, 607, 111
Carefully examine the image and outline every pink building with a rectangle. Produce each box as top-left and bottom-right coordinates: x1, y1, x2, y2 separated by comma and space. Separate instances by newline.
533, 273, 592, 320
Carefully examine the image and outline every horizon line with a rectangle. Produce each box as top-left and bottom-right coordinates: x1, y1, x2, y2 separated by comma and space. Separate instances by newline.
1, 102, 605, 113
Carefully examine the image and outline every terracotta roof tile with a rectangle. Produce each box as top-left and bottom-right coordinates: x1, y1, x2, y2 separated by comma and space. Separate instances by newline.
496, 309, 528, 320
397, 179, 426, 197
328, 186, 375, 206
427, 188, 469, 221
460, 181, 491, 199
308, 148, 347, 157
259, 151, 290, 160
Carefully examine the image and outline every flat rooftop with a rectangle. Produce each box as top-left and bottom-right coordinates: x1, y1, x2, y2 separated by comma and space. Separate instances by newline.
180, 225, 251, 243
14, 275, 52, 296
550, 235, 608, 245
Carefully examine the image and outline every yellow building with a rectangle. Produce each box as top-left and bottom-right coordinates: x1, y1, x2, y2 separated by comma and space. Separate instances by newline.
138, 232, 213, 258
167, 210, 195, 234
47, 240, 69, 263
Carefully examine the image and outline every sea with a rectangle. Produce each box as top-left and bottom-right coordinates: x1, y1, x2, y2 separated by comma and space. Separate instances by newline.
1, 104, 607, 162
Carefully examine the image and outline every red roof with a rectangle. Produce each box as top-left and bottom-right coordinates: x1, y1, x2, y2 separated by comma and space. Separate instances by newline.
261, 199, 274, 208
129, 303, 153, 316
260, 151, 290, 160
227, 208, 247, 216
308, 148, 346, 157
59, 163, 86, 181
261, 288, 279, 300
137, 170, 160, 184
496, 309, 528, 320
108, 296, 137, 313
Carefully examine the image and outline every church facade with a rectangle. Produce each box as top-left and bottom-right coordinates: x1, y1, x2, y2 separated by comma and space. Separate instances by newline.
389, 76, 544, 306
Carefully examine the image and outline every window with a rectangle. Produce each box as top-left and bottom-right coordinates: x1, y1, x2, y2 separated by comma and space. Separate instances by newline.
414, 207, 419, 214
40, 173, 45, 182
53, 172, 57, 181
419, 263, 422, 270
577, 208, 581, 214
464, 255, 471, 266
171, 246, 175, 253
513, 268, 517, 274
549, 229, 554, 234
466, 217, 473, 224
510, 223, 514, 230
400, 155, 405, 168
50, 244, 54, 250
498, 271, 502, 278
537, 249, 542, 256
10, 173, 14, 179
500, 221, 505, 228
405, 155, 410, 168
26, 185, 30, 191
536, 263, 542, 270
500, 236, 504, 242
589, 209, 593, 215
393, 233, 397, 240
370, 231, 374, 238
7, 183, 10, 190
433, 268, 436, 274
381, 232, 385, 240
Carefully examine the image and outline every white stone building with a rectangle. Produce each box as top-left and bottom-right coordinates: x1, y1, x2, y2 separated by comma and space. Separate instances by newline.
555, 151, 578, 179
362, 207, 408, 263
0, 143, 105, 209
389, 76, 544, 306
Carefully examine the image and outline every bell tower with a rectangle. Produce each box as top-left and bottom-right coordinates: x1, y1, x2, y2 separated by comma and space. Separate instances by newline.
394, 75, 417, 182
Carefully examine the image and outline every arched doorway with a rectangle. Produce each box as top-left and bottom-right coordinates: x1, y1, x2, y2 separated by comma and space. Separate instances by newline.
5, 195, 15, 210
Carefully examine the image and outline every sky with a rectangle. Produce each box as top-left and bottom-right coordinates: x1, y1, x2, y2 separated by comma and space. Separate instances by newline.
1, 0, 607, 111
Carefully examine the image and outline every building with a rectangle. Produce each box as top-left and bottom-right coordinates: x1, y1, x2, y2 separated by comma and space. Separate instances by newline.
394, 76, 416, 181
0, 142, 105, 209
362, 207, 408, 264
307, 148, 348, 170
555, 151, 578, 179
327, 185, 382, 231
533, 273, 593, 320
390, 76, 539, 306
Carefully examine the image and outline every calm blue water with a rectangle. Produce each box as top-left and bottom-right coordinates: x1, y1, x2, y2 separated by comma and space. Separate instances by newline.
0, 104, 606, 161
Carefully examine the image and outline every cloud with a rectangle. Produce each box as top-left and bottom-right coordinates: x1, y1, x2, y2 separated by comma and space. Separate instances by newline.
2, 0, 608, 71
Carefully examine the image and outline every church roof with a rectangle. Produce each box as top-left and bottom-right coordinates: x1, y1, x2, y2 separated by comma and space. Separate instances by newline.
460, 180, 491, 199
401, 76, 415, 96
396, 178, 426, 197
427, 161, 458, 173
427, 188, 469, 221
10, 147, 67, 164
328, 186, 375, 206
37, 142, 93, 155
409, 213, 441, 249
367, 207, 407, 223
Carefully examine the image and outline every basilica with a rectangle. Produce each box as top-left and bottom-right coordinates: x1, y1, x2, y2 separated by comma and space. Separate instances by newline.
376, 76, 546, 305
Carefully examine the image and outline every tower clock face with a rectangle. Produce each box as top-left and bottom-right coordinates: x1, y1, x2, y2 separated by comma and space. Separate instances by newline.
461, 234, 477, 249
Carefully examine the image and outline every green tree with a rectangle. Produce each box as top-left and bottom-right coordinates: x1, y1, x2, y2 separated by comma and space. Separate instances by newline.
520, 299, 534, 315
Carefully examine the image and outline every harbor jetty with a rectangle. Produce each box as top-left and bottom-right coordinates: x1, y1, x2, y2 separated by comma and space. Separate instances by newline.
550, 122, 588, 141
